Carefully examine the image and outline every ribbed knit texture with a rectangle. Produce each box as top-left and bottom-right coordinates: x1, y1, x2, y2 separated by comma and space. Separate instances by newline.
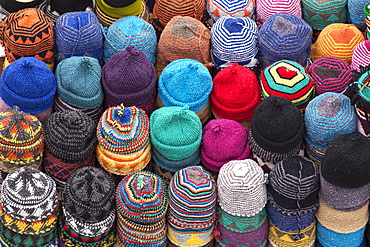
256, 0, 301, 27
348, 0, 368, 25
351, 41, 370, 73
207, 0, 255, 21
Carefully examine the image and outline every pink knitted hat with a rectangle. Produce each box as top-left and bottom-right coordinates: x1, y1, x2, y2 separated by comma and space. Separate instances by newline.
351, 40, 370, 73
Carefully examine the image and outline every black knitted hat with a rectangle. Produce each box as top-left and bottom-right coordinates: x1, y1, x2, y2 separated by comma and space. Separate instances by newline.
50, 0, 92, 14
321, 131, 370, 188
0, 0, 43, 12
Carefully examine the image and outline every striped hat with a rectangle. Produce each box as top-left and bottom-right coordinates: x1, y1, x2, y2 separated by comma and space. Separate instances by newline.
308, 56, 352, 95
217, 159, 268, 217
260, 60, 314, 111
311, 24, 364, 64
256, 0, 301, 28
207, 0, 255, 22
258, 13, 312, 68
103, 16, 157, 64
348, 0, 368, 25
351, 41, 370, 73
55, 11, 103, 64
211, 15, 259, 70
96, 104, 151, 175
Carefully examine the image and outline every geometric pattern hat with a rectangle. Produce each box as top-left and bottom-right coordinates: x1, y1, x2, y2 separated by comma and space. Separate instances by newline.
207, 0, 255, 22
351, 41, 370, 73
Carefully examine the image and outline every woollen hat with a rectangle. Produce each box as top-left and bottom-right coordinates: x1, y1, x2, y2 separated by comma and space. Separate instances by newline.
260, 60, 314, 111
217, 159, 268, 217
158, 59, 213, 113
311, 24, 364, 64
351, 41, 370, 73
0, 57, 57, 114
103, 16, 157, 64
55, 11, 103, 63
211, 15, 259, 70
157, 16, 212, 68
207, 0, 255, 21
210, 63, 262, 122
258, 13, 312, 68
308, 56, 352, 95
249, 95, 305, 162
0, 8, 54, 64
0, 0, 44, 13
348, 0, 368, 25
256, 0, 301, 28
201, 119, 252, 172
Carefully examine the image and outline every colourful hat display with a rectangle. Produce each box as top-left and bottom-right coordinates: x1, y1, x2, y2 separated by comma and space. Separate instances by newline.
207, 0, 255, 21
256, 0, 301, 27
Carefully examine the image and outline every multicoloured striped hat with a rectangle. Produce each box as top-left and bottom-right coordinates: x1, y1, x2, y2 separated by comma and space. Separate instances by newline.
103, 16, 157, 64
351, 41, 370, 73
256, 0, 301, 28
311, 24, 364, 64
260, 60, 314, 111
211, 15, 259, 70
258, 13, 312, 68
348, 0, 368, 25
207, 0, 255, 22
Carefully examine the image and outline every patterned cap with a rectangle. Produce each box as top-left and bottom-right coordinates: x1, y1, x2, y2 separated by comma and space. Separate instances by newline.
308, 56, 352, 95
207, 0, 255, 21
260, 60, 314, 111
1, 167, 58, 222
0, 8, 54, 64
348, 0, 368, 25
217, 159, 268, 217
351, 41, 370, 73
103, 16, 157, 64
211, 15, 259, 70
62, 166, 116, 223
259, 13, 312, 68
311, 24, 364, 64
256, 0, 301, 28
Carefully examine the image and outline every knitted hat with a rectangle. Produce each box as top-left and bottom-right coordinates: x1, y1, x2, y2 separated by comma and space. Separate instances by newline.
348, 0, 368, 25
1, 167, 58, 222
217, 159, 268, 217
0, 57, 57, 114
249, 95, 305, 162
201, 119, 252, 172
55, 11, 103, 63
258, 13, 312, 68
0, 0, 44, 13
56, 56, 103, 111
207, 0, 255, 21
101, 46, 156, 113
96, 104, 151, 175
103, 16, 157, 64
210, 63, 262, 122
152, 0, 205, 32
308, 56, 352, 95
260, 60, 314, 111
311, 24, 364, 64
0, 8, 54, 64
351, 41, 370, 73
62, 166, 116, 223
211, 15, 259, 70
157, 59, 213, 113
0, 107, 44, 174
157, 16, 212, 68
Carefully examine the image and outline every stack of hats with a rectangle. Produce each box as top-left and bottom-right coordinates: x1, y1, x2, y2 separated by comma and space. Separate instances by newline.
101, 46, 156, 115
54, 11, 104, 64
267, 155, 319, 247
60, 166, 117, 247
0, 107, 44, 175
156, 59, 213, 124
216, 159, 268, 246
256, 0, 302, 28
249, 95, 305, 172
211, 15, 259, 70
43, 111, 97, 185
258, 13, 312, 68
304, 92, 357, 164
307, 56, 353, 95
167, 166, 217, 247
311, 23, 365, 64
0, 8, 55, 69
0, 0, 48, 21
201, 119, 252, 173
260, 60, 315, 112
103, 16, 157, 64
210, 63, 262, 127
54, 56, 104, 121
317, 132, 370, 247
0, 167, 59, 247
96, 104, 151, 176
0, 57, 57, 123
348, 0, 369, 26
116, 171, 168, 246
150, 106, 202, 184
206, 0, 255, 23
301, 0, 348, 30
351, 41, 370, 73
45, 0, 94, 23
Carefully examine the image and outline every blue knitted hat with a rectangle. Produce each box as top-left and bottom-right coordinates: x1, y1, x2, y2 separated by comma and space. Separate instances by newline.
158, 59, 213, 113
56, 56, 103, 110
211, 15, 259, 70
348, 0, 368, 25
0, 57, 57, 114
55, 11, 103, 64
258, 13, 312, 68
103, 16, 157, 64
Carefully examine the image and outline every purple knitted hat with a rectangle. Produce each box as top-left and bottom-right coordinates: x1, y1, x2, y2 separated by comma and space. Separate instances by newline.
201, 119, 252, 172
351, 40, 370, 73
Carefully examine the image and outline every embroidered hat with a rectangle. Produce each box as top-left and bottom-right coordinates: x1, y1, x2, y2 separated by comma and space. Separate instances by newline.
256, 0, 301, 27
